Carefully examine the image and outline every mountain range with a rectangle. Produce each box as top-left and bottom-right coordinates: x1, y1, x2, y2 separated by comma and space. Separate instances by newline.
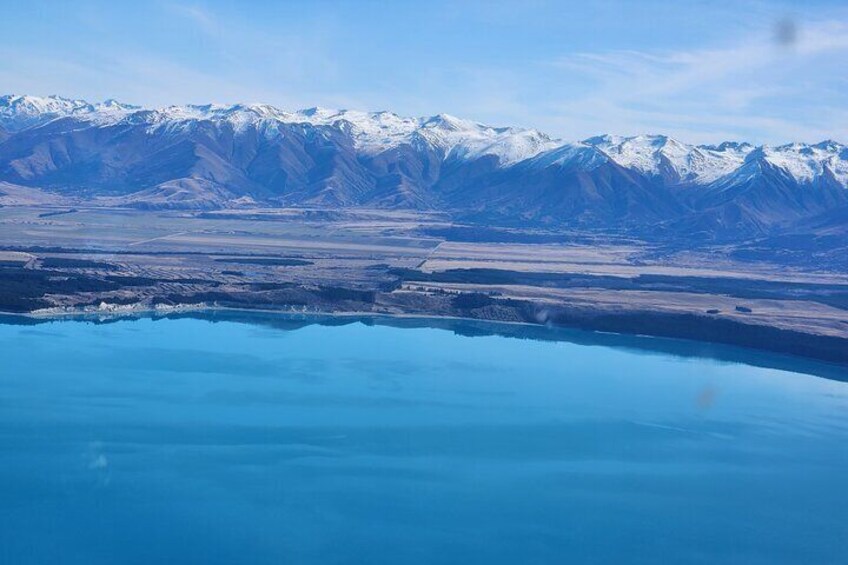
1, 94, 846, 242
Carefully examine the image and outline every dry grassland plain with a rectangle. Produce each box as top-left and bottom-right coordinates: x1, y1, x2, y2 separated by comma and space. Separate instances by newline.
1, 205, 846, 363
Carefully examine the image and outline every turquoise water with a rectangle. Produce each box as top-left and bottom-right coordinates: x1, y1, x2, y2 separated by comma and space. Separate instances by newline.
0, 315, 846, 564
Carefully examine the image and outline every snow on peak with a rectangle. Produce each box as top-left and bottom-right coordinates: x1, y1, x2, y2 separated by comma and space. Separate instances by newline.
462, 128, 560, 166
285, 107, 422, 150
0, 94, 92, 130
277, 108, 556, 165
0, 94, 140, 131
414, 114, 558, 165
584, 134, 754, 185
0, 94, 845, 187
759, 141, 848, 186
527, 142, 608, 171
94, 99, 140, 113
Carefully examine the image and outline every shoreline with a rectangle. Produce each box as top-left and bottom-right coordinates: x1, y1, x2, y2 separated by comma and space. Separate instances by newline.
4, 301, 848, 375
8, 302, 545, 331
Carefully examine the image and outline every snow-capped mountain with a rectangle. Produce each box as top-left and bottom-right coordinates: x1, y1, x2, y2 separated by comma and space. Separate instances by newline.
758, 141, 848, 187
584, 134, 754, 185
0, 95, 557, 167
1, 94, 843, 187
0, 94, 139, 131
0, 94, 845, 238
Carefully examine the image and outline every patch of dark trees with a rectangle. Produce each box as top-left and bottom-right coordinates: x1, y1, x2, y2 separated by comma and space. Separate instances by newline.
37, 208, 78, 218
542, 308, 848, 365
390, 268, 848, 310
41, 257, 119, 270
213, 257, 314, 266
0, 265, 115, 312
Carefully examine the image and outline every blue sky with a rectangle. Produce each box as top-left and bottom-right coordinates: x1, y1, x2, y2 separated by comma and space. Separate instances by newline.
0, 0, 846, 143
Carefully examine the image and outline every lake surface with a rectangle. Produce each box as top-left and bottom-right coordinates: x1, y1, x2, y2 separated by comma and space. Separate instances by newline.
0, 315, 846, 564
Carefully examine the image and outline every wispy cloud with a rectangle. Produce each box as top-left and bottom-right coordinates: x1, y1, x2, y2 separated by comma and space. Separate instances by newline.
0, 2, 345, 110
541, 19, 848, 143
168, 3, 219, 36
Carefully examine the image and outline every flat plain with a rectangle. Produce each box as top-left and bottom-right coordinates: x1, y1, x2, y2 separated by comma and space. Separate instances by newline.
1, 204, 847, 363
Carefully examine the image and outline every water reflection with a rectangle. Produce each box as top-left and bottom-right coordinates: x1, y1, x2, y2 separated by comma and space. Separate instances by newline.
0, 314, 845, 564
2, 310, 845, 381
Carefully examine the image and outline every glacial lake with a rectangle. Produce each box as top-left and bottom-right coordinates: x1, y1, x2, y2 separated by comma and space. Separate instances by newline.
0, 314, 846, 564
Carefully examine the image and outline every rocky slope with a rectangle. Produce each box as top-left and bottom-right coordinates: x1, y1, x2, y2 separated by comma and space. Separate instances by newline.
1, 94, 846, 240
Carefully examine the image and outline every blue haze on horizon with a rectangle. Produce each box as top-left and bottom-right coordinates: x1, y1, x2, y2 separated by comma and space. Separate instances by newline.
0, 0, 846, 144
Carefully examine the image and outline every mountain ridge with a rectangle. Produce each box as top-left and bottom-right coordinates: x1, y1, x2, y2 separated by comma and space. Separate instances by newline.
2, 94, 843, 177
0, 94, 846, 242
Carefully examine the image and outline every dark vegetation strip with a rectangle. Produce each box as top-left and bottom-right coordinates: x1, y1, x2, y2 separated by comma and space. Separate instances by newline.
0, 245, 310, 258
102, 275, 220, 287
41, 257, 119, 270
390, 268, 848, 309
421, 226, 601, 244
0, 265, 116, 312
213, 257, 313, 266
406, 292, 848, 364
542, 308, 848, 365
0, 265, 224, 312
37, 208, 78, 218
